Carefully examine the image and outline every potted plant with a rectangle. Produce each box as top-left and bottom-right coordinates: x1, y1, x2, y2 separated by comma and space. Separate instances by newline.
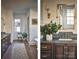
21, 32, 27, 41
41, 21, 62, 41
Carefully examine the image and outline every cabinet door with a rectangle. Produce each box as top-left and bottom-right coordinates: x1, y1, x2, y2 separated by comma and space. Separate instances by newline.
68, 46, 76, 59
55, 45, 64, 59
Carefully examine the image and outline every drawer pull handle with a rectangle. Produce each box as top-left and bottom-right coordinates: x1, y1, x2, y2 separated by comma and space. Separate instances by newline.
42, 46, 47, 48
3, 40, 5, 41
42, 55, 48, 57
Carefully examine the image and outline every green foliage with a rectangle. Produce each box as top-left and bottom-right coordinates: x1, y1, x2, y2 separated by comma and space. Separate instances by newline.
41, 21, 62, 35
21, 32, 27, 38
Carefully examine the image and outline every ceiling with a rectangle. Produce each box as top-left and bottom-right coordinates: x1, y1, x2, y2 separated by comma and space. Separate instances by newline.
2, 0, 37, 14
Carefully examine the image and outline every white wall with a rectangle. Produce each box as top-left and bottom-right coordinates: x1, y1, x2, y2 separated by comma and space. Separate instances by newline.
41, 0, 77, 33
29, 8, 38, 42
1, 7, 12, 33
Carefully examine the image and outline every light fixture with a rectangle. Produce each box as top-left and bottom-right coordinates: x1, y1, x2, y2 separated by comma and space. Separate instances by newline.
45, 0, 51, 19
46, 8, 51, 19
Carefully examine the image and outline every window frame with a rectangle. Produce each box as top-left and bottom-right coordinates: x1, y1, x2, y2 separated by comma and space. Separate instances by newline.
66, 7, 75, 25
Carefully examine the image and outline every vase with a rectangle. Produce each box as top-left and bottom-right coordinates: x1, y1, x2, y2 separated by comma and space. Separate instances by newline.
46, 34, 52, 41
40, 35, 43, 41
42, 34, 46, 41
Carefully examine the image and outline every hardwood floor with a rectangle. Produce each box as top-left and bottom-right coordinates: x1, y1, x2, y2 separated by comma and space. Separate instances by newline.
2, 41, 37, 59
24, 42, 37, 59
2, 44, 12, 59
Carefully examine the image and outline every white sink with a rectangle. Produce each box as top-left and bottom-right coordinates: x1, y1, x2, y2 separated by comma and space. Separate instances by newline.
59, 39, 72, 41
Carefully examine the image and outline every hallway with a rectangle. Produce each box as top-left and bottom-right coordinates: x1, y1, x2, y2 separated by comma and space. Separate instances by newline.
2, 41, 37, 59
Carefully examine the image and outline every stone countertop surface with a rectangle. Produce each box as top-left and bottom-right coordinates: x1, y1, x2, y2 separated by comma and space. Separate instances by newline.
1, 34, 10, 39
41, 40, 77, 44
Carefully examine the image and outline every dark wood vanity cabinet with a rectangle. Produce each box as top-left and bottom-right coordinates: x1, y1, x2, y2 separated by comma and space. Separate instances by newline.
53, 43, 77, 59
1, 34, 11, 57
41, 42, 77, 59
41, 42, 52, 59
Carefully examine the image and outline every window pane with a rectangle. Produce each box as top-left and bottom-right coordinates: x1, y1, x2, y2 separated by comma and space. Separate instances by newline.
16, 27, 20, 32
67, 17, 71, 20
71, 17, 74, 20
15, 19, 21, 32
67, 9, 71, 13
67, 13, 71, 16
15, 19, 20, 23
67, 9, 74, 16
67, 17, 74, 20
71, 9, 74, 13
71, 20, 74, 24
67, 17, 74, 25
67, 20, 71, 24
67, 12, 74, 16
71, 12, 74, 16
15, 23, 20, 27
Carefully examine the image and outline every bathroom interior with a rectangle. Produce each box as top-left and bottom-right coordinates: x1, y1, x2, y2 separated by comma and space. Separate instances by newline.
41, 0, 77, 59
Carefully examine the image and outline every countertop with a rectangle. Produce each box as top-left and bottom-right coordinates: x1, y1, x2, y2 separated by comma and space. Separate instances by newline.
41, 40, 77, 44
1, 34, 10, 39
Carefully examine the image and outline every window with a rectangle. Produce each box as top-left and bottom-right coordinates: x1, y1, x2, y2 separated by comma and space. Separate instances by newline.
67, 8, 74, 25
57, 4, 75, 29
15, 19, 21, 32
16, 27, 20, 32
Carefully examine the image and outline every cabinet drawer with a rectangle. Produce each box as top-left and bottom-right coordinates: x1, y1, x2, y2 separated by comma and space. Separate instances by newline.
2, 39, 6, 42
41, 43, 52, 50
41, 51, 52, 54
41, 53, 52, 59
